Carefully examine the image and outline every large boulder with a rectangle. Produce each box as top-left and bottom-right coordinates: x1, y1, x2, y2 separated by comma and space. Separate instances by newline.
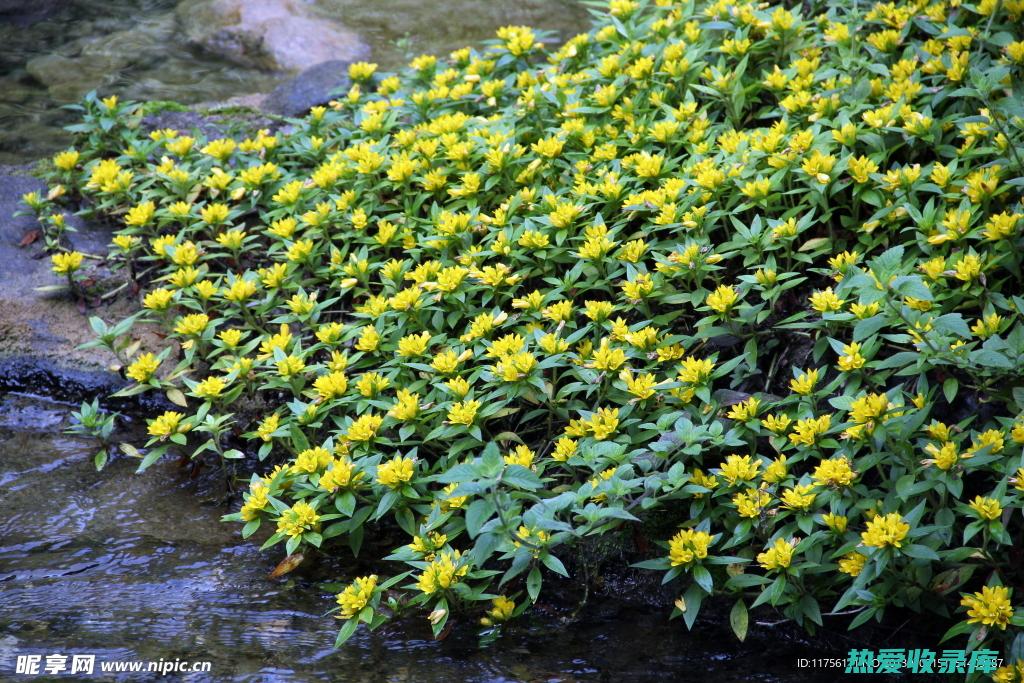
176, 0, 370, 73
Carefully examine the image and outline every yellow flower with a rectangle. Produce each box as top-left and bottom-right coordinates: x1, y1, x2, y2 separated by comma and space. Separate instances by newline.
761, 413, 792, 434
53, 149, 80, 170
291, 446, 332, 474
388, 389, 420, 421
860, 512, 910, 548
924, 441, 959, 471
125, 201, 156, 227
822, 513, 848, 533
954, 253, 983, 281
809, 287, 844, 313
376, 455, 415, 489
448, 400, 480, 425
355, 326, 381, 352
591, 339, 626, 371
276, 355, 306, 378
837, 342, 866, 372
788, 414, 832, 447
51, 251, 84, 275
256, 413, 280, 441
503, 445, 535, 468
314, 371, 348, 400
531, 135, 564, 158
668, 528, 713, 567
733, 488, 772, 517
726, 396, 760, 421
397, 331, 431, 358
585, 407, 620, 440
147, 410, 184, 438
719, 454, 761, 485
960, 585, 1014, 630
336, 575, 377, 619
968, 496, 1002, 521
780, 484, 816, 510
838, 552, 867, 577
757, 537, 796, 571
174, 313, 210, 337
706, 284, 739, 313
276, 500, 320, 538
126, 352, 161, 383
240, 483, 269, 521
320, 457, 362, 491
620, 369, 657, 400
762, 455, 788, 483
194, 375, 227, 400
346, 413, 384, 442
811, 458, 856, 487
481, 596, 515, 626
416, 549, 469, 595
552, 437, 577, 461
789, 369, 819, 395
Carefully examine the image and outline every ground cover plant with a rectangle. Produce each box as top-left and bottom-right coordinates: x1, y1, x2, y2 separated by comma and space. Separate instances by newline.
24, 0, 1024, 673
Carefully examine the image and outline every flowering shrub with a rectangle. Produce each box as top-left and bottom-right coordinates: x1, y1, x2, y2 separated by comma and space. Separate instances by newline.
28, 0, 1024, 663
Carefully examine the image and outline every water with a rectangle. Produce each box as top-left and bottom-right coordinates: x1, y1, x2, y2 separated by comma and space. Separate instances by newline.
0, 0, 590, 164
0, 390, 888, 682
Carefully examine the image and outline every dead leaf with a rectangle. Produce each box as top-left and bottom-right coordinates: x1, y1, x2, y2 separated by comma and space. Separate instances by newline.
166, 387, 188, 407
269, 552, 304, 579
18, 230, 40, 247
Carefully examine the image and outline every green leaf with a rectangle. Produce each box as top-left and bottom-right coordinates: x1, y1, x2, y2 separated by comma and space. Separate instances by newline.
730, 599, 749, 642
526, 565, 542, 603
501, 465, 542, 490
891, 275, 932, 301
692, 564, 714, 593
136, 445, 167, 473
334, 618, 359, 648
682, 582, 704, 630
942, 377, 958, 403
541, 552, 569, 578
465, 498, 494, 538
336, 492, 356, 517
902, 544, 940, 561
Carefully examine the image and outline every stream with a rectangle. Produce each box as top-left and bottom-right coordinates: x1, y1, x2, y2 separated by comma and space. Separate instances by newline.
0, 390, 863, 681
0, 0, 589, 164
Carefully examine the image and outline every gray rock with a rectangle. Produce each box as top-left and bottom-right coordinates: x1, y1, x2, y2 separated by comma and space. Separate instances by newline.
176, 0, 370, 73
261, 59, 352, 117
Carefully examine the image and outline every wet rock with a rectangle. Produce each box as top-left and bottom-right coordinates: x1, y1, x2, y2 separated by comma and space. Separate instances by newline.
24, 54, 83, 86
25, 52, 125, 101
176, 0, 371, 73
140, 104, 278, 142
0, 0, 61, 27
77, 14, 175, 64
261, 59, 352, 116
0, 165, 124, 373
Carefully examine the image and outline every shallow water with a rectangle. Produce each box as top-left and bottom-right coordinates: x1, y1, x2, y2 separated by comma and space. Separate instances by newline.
0, 0, 589, 164
0, 391, 873, 682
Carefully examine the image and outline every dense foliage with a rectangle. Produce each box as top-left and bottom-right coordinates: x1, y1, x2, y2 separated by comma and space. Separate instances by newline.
25, 0, 1024, 669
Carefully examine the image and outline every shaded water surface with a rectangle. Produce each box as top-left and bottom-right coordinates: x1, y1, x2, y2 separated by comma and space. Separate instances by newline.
0, 392, 867, 682
0, 0, 590, 164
